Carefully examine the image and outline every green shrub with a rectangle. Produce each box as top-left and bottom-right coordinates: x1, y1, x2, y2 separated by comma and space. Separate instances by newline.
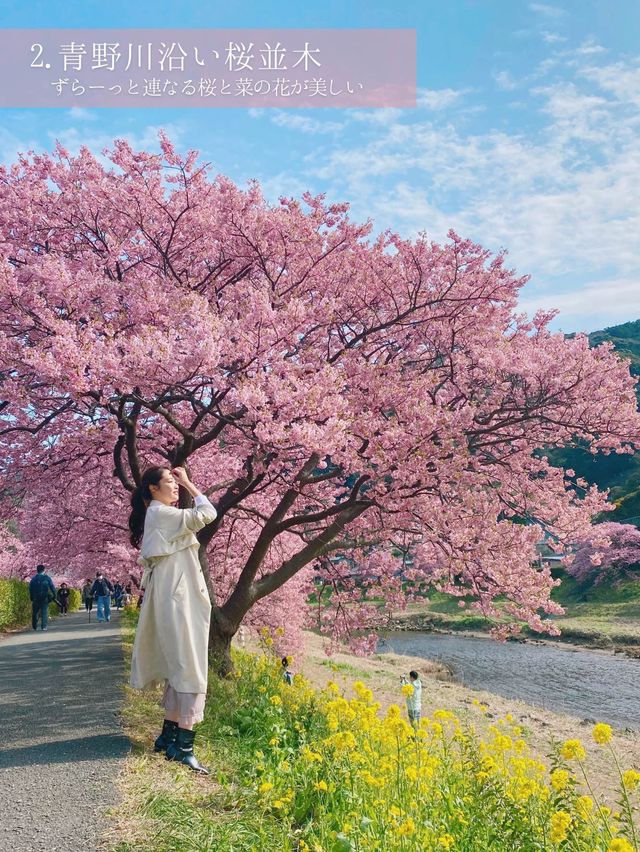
0, 578, 32, 630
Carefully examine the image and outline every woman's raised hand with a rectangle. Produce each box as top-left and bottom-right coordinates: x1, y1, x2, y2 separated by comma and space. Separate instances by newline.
171, 467, 191, 488
171, 467, 202, 498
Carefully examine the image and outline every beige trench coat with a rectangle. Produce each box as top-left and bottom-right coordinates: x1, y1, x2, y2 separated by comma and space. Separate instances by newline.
130, 496, 217, 694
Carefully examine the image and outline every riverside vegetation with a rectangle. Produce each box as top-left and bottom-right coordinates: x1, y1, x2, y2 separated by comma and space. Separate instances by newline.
115, 612, 639, 852
390, 573, 640, 656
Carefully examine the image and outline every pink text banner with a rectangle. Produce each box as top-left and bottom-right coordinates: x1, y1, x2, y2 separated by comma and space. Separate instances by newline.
0, 29, 416, 108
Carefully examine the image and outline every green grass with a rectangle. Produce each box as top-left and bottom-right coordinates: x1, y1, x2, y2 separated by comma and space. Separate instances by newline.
318, 659, 371, 677
114, 610, 318, 851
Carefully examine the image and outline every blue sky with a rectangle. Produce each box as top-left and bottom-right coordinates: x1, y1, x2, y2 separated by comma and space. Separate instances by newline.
2, 0, 639, 333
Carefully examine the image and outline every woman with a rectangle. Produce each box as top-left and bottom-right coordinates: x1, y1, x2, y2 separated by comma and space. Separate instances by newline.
128, 465, 217, 774
56, 582, 70, 615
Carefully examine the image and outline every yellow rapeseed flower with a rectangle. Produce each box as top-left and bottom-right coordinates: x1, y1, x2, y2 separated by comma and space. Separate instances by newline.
622, 769, 640, 791
259, 782, 273, 794
437, 834, 455, 850
401, 683, 414, 697
396, 818, 416, 837
515, 778, 537, 800
314, 780, 328, 792
269, 694, 282, 706
607, 840, 635, 852
593, 723, 613, 745
560, 739, 586, 761
550, 810, 572, 843
434, 709, 456, 722
405, 765, 419, 782
575, 796, 593, 819
550, 769, 570, 791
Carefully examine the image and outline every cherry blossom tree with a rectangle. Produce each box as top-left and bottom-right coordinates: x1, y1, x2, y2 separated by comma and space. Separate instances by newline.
1, 134, 639, 672
566, 522, 640, 586
0, 526, 24, 579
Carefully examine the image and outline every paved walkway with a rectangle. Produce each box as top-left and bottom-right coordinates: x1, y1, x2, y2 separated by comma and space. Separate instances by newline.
0, 610, 130, 852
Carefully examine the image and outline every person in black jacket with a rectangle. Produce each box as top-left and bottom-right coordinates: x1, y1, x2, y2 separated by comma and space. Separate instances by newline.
113, 582, 124, 609
29, 564, 56, 631
91, 572, 114, 623
56, 582, 71, 615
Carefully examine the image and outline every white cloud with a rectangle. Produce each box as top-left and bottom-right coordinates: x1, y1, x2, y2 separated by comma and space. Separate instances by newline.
0, 127, 40, 167
572, 38, 606, 56
67, 108, 98, 122
254, 171, 312, 204
493, 70, 518, 91
541, 31, 567, 44
579, 61, 640, 106
292, 46, 639, 335
529, 3, 565, 18
270, 112, 345, 134
518, 277, 640, 330
416, 88, 468, 110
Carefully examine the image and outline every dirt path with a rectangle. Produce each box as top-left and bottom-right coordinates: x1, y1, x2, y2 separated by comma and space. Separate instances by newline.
0, 610, 130, 852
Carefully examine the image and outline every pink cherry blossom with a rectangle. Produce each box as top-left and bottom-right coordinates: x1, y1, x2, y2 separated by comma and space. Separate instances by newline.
1, 135, 639, 668
567, 522, 640, 585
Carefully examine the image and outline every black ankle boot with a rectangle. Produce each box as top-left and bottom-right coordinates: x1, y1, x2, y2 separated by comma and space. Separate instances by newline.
166, 727, 209, 774
154, 719, 179, 753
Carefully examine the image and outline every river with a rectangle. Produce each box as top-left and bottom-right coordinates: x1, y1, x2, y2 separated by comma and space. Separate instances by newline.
379, 631, 640, 730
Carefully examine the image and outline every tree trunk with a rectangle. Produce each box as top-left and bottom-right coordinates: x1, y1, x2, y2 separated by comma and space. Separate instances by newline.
199, 545, 246, 678
208, 619, 234, 678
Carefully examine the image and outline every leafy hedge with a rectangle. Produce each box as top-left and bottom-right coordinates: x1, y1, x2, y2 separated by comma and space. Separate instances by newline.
0, 578, 31, 630
0, 579, 82, 630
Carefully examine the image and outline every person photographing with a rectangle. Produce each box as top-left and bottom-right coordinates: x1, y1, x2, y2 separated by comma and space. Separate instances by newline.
401, 670, 422, 728
128, 465, 217, 774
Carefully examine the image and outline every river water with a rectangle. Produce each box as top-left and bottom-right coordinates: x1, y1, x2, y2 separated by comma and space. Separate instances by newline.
379, 631, 640, 730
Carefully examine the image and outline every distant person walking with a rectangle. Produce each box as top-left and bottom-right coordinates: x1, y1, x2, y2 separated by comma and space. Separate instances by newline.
113, 582, 124, 610
128, 466, 217, 774
29, 564, 56, 631
81, 578, 94, 615
91, 572, 114, 623
56, 582, 71, 615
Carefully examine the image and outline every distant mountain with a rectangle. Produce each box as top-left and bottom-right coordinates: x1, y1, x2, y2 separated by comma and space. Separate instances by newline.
549, 319, 640, 525
589, 319, 640, 377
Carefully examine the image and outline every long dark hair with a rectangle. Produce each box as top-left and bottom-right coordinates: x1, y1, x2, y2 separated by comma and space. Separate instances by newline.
128, 466, 166, 549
